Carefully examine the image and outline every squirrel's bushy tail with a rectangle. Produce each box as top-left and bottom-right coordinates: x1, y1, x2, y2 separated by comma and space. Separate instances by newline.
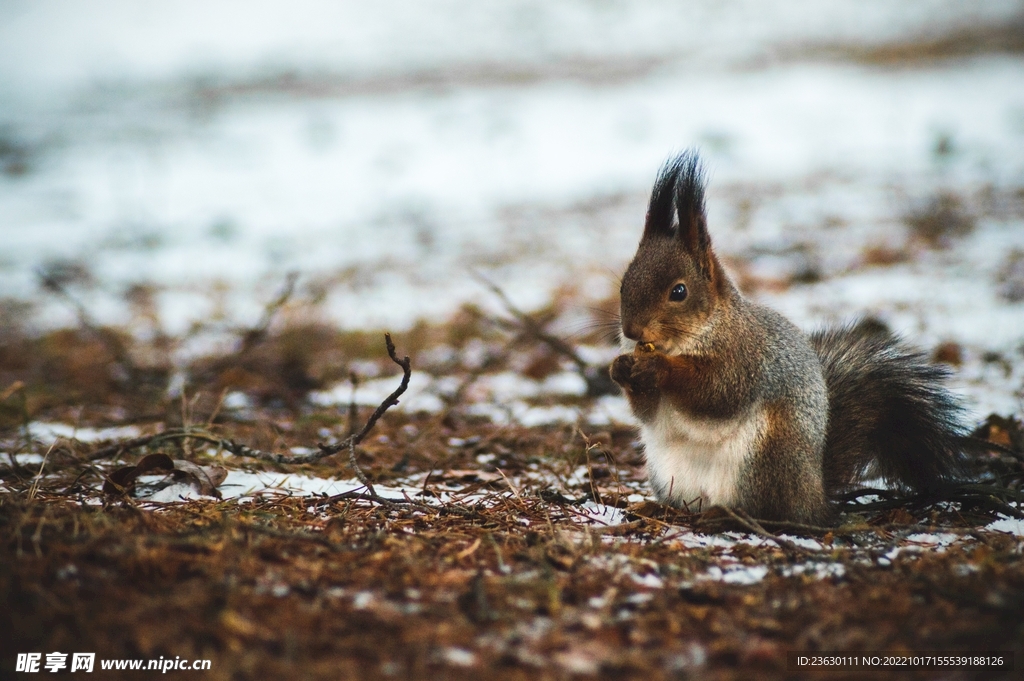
811, 321, 969, 495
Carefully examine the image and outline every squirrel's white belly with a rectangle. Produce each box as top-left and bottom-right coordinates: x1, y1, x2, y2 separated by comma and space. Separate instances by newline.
639, 404, 765, 510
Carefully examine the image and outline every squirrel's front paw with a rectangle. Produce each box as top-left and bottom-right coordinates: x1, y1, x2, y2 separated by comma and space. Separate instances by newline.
629, 352, 667, 393
610, 352, 666, 393
610, 354, 635, 387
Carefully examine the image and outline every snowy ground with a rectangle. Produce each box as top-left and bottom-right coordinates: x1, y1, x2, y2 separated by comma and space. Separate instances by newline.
1, 3, 1022, 414
0, 6, 1022, 565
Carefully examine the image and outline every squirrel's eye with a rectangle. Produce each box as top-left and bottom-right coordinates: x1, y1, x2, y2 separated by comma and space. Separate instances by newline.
669, 283, 687, 302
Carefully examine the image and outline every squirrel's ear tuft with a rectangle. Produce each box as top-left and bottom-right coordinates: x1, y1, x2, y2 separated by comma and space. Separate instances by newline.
672, 151, 710, 266
643, 151, 711, 268
642, 155, 684, 240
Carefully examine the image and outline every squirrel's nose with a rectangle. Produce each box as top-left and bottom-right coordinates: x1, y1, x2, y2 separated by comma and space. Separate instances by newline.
622, 323, 646, 342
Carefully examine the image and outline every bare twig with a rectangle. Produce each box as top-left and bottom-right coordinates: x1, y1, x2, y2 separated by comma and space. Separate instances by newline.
2, 381, 30, 471
237, 271, 298, 355
314, 486, 482, 517
718, 506, 815, 556
348, 436, 376, 497
346, 371, 359, 438
475, 273, 617, 397
83, 434, 167, 463
36, 270, 138, 383
79, 429, 310, 467
1, 380, 26, 404
339, 369, 380, 494
345, 333, 411, 449
324, 335, 411, 496
27, 441, 58, 501
109, 329, 415, 473
316, 489, 431, 512
441, 341, 512, 415
75, 333, 411, 513
206, 387, 230, 427
72, 333, 413, 478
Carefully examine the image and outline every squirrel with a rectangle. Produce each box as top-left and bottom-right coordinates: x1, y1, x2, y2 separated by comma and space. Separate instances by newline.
610, 151, 969, 524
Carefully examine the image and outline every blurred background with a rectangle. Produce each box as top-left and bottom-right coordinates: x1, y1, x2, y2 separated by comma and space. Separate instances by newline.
1, 0, 1022, 414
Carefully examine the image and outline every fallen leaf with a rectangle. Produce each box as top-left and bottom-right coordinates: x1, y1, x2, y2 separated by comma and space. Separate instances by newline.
103, 453, 175, 495
171, 459, 228, 498
103, 454, 227, 499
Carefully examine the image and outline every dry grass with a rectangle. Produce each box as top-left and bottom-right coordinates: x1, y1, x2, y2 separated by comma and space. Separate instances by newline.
4, 491, 1023, 681
2, 295, 1023, 680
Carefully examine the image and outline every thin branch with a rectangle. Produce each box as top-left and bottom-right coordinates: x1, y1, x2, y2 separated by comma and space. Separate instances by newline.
346, 371, 359, 438
206, 332, 411, 471
237, 271, 298, 355
474, 273, 617, 397
317, 489, 429, 511
348, 436, 376, 497
83, 434, 166, 463
73, 333, 413, 478
2, 381, 30, 472
315, 489, 479, 517
36, 269, 138, 383
476, 274, 587, 368
718, 506, 815, 556
440, 340, 512, 415
326, 334, 411, 495
344, 333, 411, 450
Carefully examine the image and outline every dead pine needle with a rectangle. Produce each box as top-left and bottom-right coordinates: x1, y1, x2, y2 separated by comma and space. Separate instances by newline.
718, 506, 815, 557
